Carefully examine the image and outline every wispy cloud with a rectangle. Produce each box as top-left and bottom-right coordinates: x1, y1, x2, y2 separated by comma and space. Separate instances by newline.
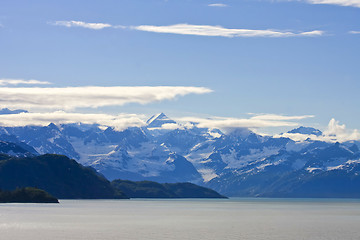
0, 86, 212, 111
283, 0, 360, 8
349, 30, 360, 34
52, 20, 113, 30
0, 111, 147, 131
250, 113, 315, 121
52, 20, 324, 38
208, 3, 228, 7
0, 79, 51, 86
132, 24, 324, 38
307, 0, 360, 8
175, 113, 313, 132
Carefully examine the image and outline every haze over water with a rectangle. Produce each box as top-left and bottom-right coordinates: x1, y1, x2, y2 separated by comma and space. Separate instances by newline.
1, 198, 360, 240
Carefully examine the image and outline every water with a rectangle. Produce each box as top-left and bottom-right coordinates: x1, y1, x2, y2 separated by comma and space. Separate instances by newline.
1, 198, 360, 240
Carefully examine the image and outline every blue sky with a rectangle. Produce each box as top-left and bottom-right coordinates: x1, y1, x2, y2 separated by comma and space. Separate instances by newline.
0, 0, 359, 137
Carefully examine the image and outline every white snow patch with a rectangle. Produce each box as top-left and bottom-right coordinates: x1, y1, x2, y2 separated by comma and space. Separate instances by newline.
198, 168, 218, 182
68, 137, 117, 164
327, 165, 344, 171
306, 167, 322, 173
257, 163, 273, 170
346, 159, 360, 165
185, 142, 214, 164
222, 147, 280, 169
207, 130, 221, 139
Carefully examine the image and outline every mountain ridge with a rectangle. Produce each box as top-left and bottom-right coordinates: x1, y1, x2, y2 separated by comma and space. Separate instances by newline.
0, 112, 359, 197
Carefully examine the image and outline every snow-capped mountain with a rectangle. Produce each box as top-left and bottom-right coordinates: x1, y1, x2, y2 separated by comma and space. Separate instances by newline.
0, 140, 37, 157
146, 113, 176, 128
287, 126, 323, 136
207, 141, 360, 197
0, 112, 359, 197
0, 123, 79, 160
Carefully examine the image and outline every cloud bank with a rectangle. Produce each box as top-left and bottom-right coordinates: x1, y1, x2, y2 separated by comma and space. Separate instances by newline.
132, 24, 324, 38
176, 114, 314, 132
0, 111, 146, 131
0, 111, 311, 133
0, 110, 357, 143
0, 86, 212, 111
0, 79, 51, 86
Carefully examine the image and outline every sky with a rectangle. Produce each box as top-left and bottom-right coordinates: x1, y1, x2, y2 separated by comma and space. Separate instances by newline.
0, 0, 359, 139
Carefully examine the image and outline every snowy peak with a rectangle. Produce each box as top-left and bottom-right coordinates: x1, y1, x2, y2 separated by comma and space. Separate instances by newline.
47, 122, 59, 130
288, 126, 322, 136
146, 113, 176, 128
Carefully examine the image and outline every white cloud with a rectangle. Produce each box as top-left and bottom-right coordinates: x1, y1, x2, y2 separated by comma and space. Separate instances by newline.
175, 113, 313, 133
0, 86, 212, 111
276, 132, 313, 142
208, 3, 228, 7
250, 114, 315, 121
132, 24, 324, 38
0, 79, 51, 86
52, 20, 112, 30
306, 0, 360, 8
148, 123, 184, 131
282, 0, 360, 8
349, 30, 360, 34
144, 113, 312, 133
0, 111, 146, 131
51, 20, 324, 38
0, 111, 313, 134
275, 118, 360, 143
323, 118, 360, 142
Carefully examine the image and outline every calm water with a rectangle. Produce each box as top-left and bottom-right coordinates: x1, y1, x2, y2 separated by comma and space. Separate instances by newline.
1, 198, 360, 240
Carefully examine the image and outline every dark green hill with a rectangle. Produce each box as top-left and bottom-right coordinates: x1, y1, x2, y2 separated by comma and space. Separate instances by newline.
0, 187, 58, 203
0, 153, 225, 199
0, 154, 128, 199
163, 182, 227, 198
111, 179, 227, 198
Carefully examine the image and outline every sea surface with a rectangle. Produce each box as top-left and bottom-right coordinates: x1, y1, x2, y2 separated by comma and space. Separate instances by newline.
1, 198, 360, 240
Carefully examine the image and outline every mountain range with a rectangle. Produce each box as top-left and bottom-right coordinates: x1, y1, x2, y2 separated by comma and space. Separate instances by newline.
1, 111, 359, 197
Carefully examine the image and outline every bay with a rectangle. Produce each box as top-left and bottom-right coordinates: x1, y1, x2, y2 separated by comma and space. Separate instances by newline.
1, 198, 360, 240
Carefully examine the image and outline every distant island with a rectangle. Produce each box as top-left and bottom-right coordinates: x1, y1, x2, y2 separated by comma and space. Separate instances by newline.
0, 153, 226, 200
0, 187, 58, 203
112, 180, 227, 198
